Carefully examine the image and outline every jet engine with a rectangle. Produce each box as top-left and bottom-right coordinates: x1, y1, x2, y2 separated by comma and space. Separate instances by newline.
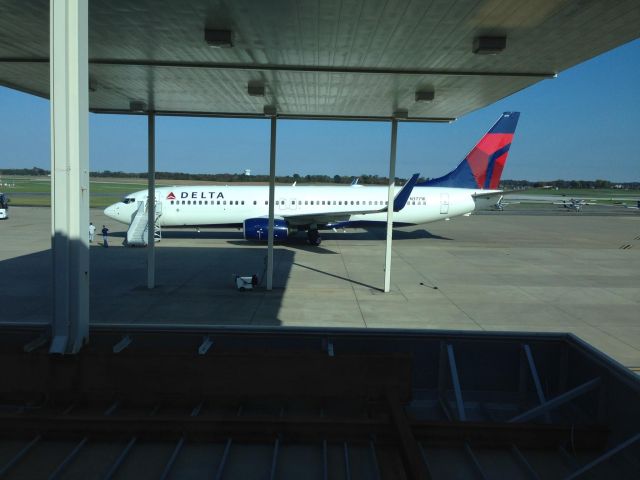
243, 218, 290, 241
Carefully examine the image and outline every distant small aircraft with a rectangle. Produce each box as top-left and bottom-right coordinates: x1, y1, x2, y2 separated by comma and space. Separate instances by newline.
621, 201, 640, 210
0, 193, 9, 220
554, 198, 598, 212
491, 195, 520, 211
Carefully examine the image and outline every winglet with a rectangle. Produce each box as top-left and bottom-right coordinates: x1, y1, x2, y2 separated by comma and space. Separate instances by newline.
393, 173, 420, 212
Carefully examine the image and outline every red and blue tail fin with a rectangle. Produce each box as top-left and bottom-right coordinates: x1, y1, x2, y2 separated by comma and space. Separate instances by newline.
417, 112, 520, 190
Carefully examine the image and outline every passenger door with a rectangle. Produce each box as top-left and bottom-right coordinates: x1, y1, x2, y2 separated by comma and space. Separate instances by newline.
440, 193, 449, 214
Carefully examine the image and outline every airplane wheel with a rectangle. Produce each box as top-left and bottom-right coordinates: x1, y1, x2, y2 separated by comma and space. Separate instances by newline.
308, 229, 321, 246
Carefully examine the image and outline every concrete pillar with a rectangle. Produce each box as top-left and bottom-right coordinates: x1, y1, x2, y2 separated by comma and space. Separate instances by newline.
384, 118, 398, 293
266, 116, 277, 290
49, 0, 90, 353
147, 113, 156, 289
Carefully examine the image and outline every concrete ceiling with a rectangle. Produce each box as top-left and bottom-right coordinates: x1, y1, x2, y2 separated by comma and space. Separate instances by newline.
0, 0, 638, 121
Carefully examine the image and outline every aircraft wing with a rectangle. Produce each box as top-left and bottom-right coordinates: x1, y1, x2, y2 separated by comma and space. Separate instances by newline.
281, 173, 419, 226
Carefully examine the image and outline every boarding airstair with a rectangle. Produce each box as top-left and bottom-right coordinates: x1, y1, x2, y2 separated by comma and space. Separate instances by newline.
126, 201, 162, 246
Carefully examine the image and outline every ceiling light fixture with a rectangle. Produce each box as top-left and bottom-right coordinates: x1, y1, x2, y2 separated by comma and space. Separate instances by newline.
473, 36, 507, 54
129, 100, 147, 112
248, 82, 265, 97
205, 29, 233, 48
415, 90, 435, 102
393, 109, 408, 119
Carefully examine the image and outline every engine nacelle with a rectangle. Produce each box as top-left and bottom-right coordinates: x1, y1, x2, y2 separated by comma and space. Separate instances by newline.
243, 217, 289, 241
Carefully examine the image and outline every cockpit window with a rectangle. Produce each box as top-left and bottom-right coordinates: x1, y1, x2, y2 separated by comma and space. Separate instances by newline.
122, 197, 136, 204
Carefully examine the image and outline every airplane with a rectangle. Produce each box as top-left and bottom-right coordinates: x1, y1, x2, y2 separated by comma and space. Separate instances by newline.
104, 112, 520, 246
0, 193, 8, 220
491, 195, 521, 211
554, 198, 598, 212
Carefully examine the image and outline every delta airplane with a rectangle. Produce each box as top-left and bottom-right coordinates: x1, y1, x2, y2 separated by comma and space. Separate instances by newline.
104, 112, 520, 245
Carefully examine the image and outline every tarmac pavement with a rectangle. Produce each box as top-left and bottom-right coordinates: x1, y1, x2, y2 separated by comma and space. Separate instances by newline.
1, 206, 639, 368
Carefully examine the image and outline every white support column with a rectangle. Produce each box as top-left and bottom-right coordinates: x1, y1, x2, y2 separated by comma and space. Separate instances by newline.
49, 0, 90, 354
266, 116, 277, 290
147, 113, 156, 289
384, 118, 398, 293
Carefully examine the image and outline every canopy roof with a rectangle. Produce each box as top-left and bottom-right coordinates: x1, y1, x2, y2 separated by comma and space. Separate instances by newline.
0, 0, 638, 121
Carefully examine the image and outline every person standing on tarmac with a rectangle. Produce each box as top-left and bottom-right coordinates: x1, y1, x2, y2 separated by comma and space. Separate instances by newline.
89, 222, 96, 243
101, 225, 109, 248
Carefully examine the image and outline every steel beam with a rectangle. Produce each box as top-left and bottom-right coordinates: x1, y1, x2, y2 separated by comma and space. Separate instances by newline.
322, 439, 328, 480
49, 0, 90, 354
215, 405, 242, 480
0, 414, 608, 449
266, 115, 277, 290
215, 437, 233, 480
0, 57, 558, 79
0, 435, 41, 477
386, 390, 431, 480
447, 344, 467, 422
564, 433, 640, 480
112, 335, 132, 353
464, 442, 488, 480
49, 437, 88, 479
103, 404, 158, 480
160, 437, 184, 480
509, 378, 601, 423
523, 344, 551, 423
384, 118, 398, 293
343, 442, 352, 480
198, 336, 213, 355
523, 345, 547, 405
160, 403, 201, 480
23, 335, 49, 353
269, 437, 280, 480
369, 438, 381, 480
51, 401, 118, 479
93, 109, 455, 123
417, 443, 433, 478
147, 113, 156, 289
103, 437, 137, 480
511, 444, 541, 480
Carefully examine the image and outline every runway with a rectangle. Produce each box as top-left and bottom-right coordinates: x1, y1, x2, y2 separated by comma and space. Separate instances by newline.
1, 206, 639, 368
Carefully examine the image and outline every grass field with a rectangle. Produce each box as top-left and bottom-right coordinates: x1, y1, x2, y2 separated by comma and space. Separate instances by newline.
521, 187, 637, 198
1, 176, 161, 207
513, 188, 640, 206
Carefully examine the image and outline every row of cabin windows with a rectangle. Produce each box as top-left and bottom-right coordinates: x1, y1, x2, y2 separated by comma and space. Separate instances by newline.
169, 199, 426, 206
170, 200, 245, 206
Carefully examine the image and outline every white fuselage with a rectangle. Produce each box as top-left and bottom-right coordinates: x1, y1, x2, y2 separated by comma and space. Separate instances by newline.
104, 184, 490, 228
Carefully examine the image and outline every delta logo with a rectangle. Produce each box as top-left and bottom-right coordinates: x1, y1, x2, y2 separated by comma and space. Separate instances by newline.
167, 191, 225, 200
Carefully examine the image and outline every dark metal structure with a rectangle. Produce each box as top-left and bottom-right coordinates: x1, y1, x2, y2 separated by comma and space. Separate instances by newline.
1, 326, 638, 479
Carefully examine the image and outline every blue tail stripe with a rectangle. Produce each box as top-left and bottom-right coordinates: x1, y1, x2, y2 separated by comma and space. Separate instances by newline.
418, 161, 476, 188
489, 112, 520, 133
483, 143, 511, 189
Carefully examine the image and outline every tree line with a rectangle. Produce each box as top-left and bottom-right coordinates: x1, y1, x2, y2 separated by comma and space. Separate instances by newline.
1, 167, 638, 189
501, 179, 640, 189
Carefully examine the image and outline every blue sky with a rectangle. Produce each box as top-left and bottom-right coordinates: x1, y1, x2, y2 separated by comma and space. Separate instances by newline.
1, 39, 639, 182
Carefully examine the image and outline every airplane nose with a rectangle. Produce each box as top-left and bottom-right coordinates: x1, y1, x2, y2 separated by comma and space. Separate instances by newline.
104, 204, 119, 220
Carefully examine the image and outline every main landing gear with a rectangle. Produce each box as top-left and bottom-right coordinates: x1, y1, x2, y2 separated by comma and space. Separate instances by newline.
307, 228, 322, 246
